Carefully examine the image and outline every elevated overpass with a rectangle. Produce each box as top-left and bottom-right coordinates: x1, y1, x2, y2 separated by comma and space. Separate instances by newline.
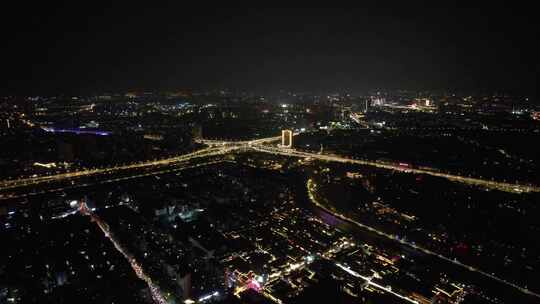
1, 135, 538, 194
1, 134, 538, 300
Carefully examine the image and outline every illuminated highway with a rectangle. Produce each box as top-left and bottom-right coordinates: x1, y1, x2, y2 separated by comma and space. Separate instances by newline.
251, 144, 540, 193
79, 201, 169, 304
1, 135, 537, 194
0, 160, 230, 200
0, 146, 239, 192
0, 136, 284, 193
197, 135, 281, 147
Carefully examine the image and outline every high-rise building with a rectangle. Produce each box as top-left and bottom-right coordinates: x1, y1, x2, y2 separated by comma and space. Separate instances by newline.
281, 130, 293, 148
371, 96, 385, 106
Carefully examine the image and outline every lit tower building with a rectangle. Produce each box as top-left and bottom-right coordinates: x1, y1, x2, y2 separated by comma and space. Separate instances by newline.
372, 97, 385, 106
281, 130, 293, 148
364, 99, 370, 113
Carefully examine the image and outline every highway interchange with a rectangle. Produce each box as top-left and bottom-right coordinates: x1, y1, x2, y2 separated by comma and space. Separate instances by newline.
1, 134, 538, 195
1, 134, 539, 301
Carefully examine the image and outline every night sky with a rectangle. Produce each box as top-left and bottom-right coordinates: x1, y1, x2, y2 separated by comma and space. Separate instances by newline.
2, 3, 538, 96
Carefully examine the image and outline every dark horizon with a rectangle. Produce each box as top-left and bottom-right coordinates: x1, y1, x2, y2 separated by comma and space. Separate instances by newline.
2, 4, 538, 97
